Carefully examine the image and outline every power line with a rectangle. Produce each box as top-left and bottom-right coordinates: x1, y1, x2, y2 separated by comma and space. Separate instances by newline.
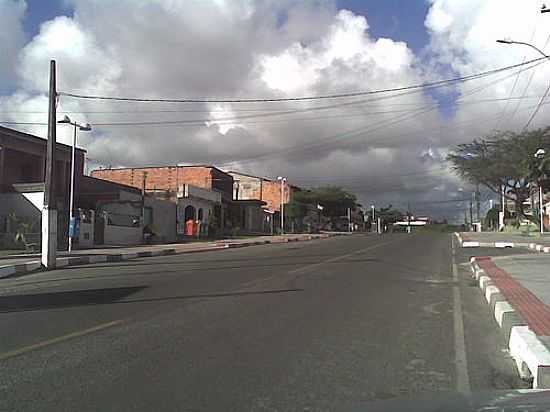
495, 9, 540, 127
506, 33, 550, 128
522, 82, 550, 130
57, 56, 548, 104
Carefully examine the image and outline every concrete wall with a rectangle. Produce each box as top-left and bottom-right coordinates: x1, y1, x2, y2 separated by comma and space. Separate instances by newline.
230, 173, 262, 200
103, 224, 142, 246
244, 205, 265, 232
145, 197, 176, 242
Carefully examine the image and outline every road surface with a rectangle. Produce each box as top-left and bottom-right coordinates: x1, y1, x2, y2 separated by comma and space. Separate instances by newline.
0, 233, 526, 411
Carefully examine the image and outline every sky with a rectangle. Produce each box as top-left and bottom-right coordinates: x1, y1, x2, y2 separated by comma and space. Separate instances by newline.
1, 0, 550, 222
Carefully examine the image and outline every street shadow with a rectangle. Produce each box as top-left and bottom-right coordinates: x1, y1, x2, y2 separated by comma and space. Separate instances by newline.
0, 287, 303, 314
0, 286, 147, 313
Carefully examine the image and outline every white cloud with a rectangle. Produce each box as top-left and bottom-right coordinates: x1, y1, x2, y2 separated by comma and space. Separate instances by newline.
0, 0, 26, 89
4, 0, 547, 220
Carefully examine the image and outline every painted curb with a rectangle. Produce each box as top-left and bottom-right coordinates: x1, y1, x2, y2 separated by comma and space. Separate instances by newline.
469, 257, 550, 388
495, 242, 515, 248
0, 234, 339, 280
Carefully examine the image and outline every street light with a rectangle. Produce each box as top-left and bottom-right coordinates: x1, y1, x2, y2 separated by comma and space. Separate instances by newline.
535, 148, 546, 235
57, 115, 92, 252
277, 176, 287, 235
371, 204, 376, 233
496, 39, 549, 59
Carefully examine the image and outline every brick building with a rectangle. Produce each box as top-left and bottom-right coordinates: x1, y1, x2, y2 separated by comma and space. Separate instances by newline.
92, 165, 233, 201
92, 165, 238, 235
228, 171, 293, 212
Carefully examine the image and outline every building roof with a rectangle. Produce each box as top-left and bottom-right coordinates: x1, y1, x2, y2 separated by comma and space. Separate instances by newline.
91, 164, 232, 176
80, 175, 142, 195
227, 170, 273, 181
0, 125, 86, 153
232, 199, 268, 206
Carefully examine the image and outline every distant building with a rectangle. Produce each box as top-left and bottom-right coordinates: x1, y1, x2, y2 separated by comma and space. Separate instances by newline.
92, 165, 272, 236
228, 171, 295, 212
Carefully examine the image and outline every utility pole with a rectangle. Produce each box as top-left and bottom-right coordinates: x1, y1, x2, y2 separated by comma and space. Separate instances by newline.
499, 184, 506, 231
142, 172, 148, 227
475, 183, 481, 223
347, 207, 351, 232
277, 176, 286, 235
407, 201, 411, 234
469, 195, 474, 231
42, 60, 57, 269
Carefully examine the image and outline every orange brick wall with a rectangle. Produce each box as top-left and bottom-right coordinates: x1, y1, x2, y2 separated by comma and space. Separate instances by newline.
261, 180, 291, 212
91, 166, 233, 198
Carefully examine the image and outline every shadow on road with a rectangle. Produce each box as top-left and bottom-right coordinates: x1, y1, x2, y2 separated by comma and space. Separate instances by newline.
0, 286, 303, 313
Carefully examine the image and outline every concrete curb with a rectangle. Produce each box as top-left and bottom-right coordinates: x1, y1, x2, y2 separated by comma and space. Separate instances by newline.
0, 233, 342, 280
470, 256, 550, 388
455, 232, 546, 251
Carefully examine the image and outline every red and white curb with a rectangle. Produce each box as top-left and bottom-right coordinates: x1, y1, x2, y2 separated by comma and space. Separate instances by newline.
0, 233, 342, 280
470, 256, 550, 388
455, 232, 549, 251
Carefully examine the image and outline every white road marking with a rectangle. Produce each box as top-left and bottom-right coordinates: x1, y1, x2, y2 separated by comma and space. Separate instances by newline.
451, 237, 471, 393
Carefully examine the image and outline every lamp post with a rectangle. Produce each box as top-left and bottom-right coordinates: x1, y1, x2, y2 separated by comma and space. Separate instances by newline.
371, 204, 376, 233
57, 115, 92, 252
535, 148, 546, 234
277, 176, 287, 235
496, 39, 549, 58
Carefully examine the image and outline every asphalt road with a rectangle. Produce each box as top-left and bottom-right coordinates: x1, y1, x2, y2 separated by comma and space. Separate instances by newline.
0, 233, 527, 411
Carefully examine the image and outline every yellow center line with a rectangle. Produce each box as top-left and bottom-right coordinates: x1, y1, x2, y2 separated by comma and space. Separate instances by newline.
0, 319, 124, 362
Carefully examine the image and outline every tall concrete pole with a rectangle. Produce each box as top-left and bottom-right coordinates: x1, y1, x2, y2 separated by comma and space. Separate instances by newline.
42, 60, 57, 269
68, 123, 77, 252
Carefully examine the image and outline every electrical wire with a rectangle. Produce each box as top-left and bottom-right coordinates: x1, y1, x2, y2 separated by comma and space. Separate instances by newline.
57, 56, 548, 104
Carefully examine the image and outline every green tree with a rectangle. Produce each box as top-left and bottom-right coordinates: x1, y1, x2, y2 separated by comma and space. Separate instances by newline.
375, 205, 404, 224
292, 186, 358, 217
447, 128, 550, 224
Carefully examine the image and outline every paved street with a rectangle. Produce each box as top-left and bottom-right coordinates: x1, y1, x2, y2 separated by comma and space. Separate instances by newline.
0, 234, 525, 411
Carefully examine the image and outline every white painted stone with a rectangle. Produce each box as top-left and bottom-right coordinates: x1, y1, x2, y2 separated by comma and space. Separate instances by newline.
495, 242, 514, 248
479, 275, 492, 291
544, 247, 550, 253
536, 244, 544, 252
485, 285, 501, 304
494, 301, 515, 327
462, 241, 480, 248
509, 326, 550, 388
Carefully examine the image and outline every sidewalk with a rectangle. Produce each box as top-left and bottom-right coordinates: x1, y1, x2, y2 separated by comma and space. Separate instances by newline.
0, 233, 345, 279
456, 232, 550, 252
470, 253, 550, 388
